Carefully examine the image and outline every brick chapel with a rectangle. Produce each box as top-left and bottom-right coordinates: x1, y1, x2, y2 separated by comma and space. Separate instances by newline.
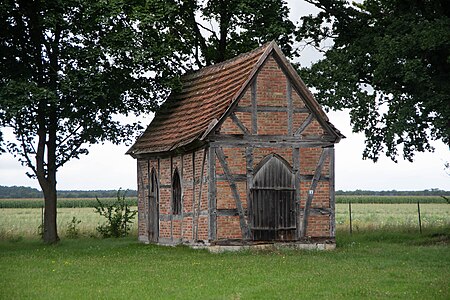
126, 41, 344, 249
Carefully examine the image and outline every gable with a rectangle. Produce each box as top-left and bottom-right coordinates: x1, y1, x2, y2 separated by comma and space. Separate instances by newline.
217, 52, 341, 140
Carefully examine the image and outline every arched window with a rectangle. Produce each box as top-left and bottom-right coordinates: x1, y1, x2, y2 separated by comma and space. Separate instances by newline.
172, 168, 182, 215
251, 154, 295, 241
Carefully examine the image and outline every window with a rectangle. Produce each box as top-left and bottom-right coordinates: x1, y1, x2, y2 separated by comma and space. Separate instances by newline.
172, 168, 182, 215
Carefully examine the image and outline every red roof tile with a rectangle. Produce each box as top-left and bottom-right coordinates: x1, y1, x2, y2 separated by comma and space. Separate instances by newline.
127, 43, 272, 156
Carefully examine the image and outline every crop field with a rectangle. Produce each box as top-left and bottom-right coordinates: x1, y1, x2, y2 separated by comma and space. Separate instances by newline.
0, 197, 137, 208
0, 195, 447, 209
0, 203, 448, 240
335, 195, 447, 204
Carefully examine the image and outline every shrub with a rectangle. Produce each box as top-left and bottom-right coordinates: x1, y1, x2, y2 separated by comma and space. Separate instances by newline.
66, 217, 81, 239
94, 190, 137, 238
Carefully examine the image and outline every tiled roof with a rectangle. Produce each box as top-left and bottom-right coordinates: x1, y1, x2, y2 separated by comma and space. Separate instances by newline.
127, 43, 272, 156
127, 42, 344, 157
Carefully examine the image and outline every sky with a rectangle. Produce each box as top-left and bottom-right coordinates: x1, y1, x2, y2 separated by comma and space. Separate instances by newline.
0, 1, 449, 191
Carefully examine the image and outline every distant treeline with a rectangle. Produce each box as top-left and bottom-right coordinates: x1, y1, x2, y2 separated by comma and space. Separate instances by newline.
336, 189, 449, 196
1, 185, 448, 199
0, 186, 137, 199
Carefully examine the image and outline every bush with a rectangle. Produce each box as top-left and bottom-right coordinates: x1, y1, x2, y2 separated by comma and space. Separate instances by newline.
66, 217, 81, 239
94, 190, 137, 238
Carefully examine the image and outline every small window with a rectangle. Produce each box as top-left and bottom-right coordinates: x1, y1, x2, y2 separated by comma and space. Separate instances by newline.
172, 168, 182, 215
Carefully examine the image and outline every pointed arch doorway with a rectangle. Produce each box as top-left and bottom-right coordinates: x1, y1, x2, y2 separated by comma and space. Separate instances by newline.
251, 154, 296, 241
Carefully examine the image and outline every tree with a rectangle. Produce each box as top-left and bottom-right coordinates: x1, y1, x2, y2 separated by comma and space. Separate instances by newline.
297, 0, 450, 162
0, 0, 297, 243
0, 0, 183, 243
153, 0, 297, 67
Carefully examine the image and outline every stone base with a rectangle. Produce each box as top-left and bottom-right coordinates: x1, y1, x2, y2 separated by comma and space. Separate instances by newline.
190, 239, 336, 253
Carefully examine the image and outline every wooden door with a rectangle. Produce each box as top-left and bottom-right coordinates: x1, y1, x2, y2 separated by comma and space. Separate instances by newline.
148, 168, 159, 242
251, 155, 296, 241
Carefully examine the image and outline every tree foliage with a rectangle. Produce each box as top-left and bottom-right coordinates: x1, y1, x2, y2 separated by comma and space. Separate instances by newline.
0, 0, 297, 243
298, 0, 450, 162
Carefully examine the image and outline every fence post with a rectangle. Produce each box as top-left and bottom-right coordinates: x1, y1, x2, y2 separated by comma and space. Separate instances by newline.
349, 201, 353, 235
417, 201, 422, 234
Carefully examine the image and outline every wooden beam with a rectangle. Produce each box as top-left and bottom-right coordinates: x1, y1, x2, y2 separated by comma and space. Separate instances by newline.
236, 106, 310, 113
157, 158, 160, 243
191, 151, 196, 240
211, 134, 335, 143
300, 148, 329, 237
137, 160, 145, 224
194, 149, 207, 241
217, 208, 249, 217
147, 160, 151, 240
170, 156, 173, 241
294, 113, 313, 136
210, 140, 335, 149
300, 175, 330, 181
246, 146, 254, 239
180, 154, 184, 238
309, 208, 332, 215
230, 113, 250, 135
287, 80, 293, 135
207, 146, 217, 241
251, 80, 257, 134
215, 147, 251, 239
293, 148, 301, 239
216, 174, 247, 181
329, 147, 336, 237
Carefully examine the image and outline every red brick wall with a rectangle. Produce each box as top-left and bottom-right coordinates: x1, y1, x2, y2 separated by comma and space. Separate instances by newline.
292, 88, 306, 108
306, 215, 330, 237
217, 216, 242, 239
137, 148, 210, 244
239, 87, 252, 107
220, 117, 243, 135
302, 118, 325, 136
257, 111, 288, 135
256, 56, 287, 107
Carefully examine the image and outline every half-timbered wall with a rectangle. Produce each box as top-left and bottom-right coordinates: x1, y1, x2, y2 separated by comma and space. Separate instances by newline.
137, 148, 209, 243
136, 53, 337, 244
210, 54, 335, 241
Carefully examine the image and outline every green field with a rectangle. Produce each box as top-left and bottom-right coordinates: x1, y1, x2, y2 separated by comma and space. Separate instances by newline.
1, 203, 449, 240
0, 195, 447, 209
335, 195, 448, 203
0, 197, 137, 208
0, 203, 449, 299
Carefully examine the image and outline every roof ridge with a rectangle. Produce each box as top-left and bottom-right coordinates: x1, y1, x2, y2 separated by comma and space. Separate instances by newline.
182, 41, 274, 80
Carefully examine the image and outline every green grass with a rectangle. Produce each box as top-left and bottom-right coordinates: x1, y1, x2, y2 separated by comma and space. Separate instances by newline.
0, 204, 449, 299
0, 228, 448, 299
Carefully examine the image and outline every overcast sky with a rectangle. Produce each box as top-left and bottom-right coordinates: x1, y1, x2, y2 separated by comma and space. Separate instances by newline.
0, 1, 448, 191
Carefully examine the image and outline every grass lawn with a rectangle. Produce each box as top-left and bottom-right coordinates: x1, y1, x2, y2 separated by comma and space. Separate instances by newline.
0, 228, 449, 299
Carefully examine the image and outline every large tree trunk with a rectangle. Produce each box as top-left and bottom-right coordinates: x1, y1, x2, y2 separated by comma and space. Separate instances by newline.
36, 99, 59, 244
42, 183, 59, 244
